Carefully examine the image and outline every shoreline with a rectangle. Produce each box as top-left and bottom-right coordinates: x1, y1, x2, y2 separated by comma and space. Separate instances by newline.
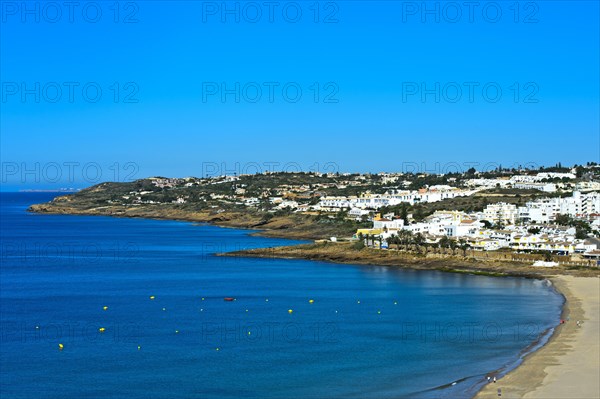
28, 204, 600, 278
220, 245, 599, 398
220, 242, 600, 278
27, 205, 600, 397
475, 275, 600, 399
26, 203, 343, 241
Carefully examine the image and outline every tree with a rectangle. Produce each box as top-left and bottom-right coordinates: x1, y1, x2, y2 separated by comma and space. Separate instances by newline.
387, 234, 398, 250
438, 236, 450, 254
413, 206, 425, 222
458, 239, 470, 257
399, 230, 414, 251
400, 204, 409, 226
449, 239, 458, 255
412, 233, 425, 253
422, 241, 431, 254
575, 227, 588, 240
554, 214, 572, 226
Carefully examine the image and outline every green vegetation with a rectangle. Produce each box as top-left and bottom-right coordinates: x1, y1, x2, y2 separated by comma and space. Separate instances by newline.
555, 214, 592, 239
379, 189, 563, 221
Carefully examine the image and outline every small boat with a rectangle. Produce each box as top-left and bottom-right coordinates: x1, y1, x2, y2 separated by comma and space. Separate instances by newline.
224, 297, 235, 302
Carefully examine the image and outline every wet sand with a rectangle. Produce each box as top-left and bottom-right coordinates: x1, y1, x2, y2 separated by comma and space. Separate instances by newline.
475, 275, 600, 399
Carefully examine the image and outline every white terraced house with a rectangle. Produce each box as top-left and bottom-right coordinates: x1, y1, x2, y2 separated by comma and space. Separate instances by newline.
518, 191, 600, 223
318, 196, 355, 211
512, 182, 557, 192
510, 234, 577, 254
330, 189, 476, 210
483, 203, 518, 225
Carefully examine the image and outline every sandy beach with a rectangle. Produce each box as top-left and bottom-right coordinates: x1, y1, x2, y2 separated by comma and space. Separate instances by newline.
476, 275, 600, 399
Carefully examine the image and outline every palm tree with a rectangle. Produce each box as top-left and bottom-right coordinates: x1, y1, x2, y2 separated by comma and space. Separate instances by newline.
397, 230, 407, 251
449, 239, 458, 256
387, 234, 397, 250
422, 241, 430, 254
438, 236, 450, 254
412, 233, 425, 253
400, 230, 414, 251
458, 239, 471, 257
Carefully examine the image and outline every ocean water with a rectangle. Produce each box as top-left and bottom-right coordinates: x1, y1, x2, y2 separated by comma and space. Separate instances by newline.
0, 193, 563, 399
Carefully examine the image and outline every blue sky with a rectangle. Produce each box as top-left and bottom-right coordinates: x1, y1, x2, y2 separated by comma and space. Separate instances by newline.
1, 1, 599, 189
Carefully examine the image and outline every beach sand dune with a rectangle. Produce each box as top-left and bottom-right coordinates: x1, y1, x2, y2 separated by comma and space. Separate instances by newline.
476, 276, 600, 399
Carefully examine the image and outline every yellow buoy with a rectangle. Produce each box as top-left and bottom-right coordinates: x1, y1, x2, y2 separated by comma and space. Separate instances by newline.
288, 309, 293, 314
377, 310, 381, 314
308, 299, 314, 304
103, 306, 108, 311
175, 330, 179, 334
202, 297, 205, 301
215, 347, 220, 351
248, 331, 251, 335
58, 343, 64, 350
245, 309, 249, 312
137, 345, 141, 350
99, 327, 106, 333
149, 296, 155, 300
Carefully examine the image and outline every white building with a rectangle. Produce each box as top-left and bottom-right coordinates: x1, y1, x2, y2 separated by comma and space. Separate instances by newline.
318, 196, 354, 211
349, 208, 370, 219
518, 192, 600, 223
483, 203, 518, 225
513, 182, 557, 192
373, 218, 405, 230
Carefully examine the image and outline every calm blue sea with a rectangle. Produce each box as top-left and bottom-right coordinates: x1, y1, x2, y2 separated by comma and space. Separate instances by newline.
0, 193, 563, 399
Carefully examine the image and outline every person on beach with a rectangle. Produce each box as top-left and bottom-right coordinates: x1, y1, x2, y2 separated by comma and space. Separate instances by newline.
493, 376, 497, 383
